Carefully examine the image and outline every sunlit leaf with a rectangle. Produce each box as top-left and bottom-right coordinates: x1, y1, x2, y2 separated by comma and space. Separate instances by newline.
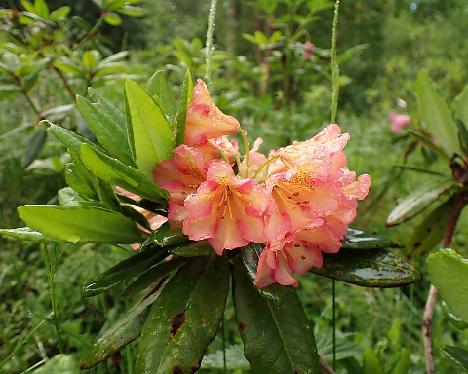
125, 80, 174, 177
76, 94, 133, 165
147, 69, 176, 124
18, 205, 141, 243
427, 249, 468, 321
80, 143, 167, 203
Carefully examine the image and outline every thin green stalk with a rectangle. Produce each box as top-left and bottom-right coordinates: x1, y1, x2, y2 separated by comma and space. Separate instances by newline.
41, 244, 63, 353
205, 0, 218, 86
75, 13, 104, 49
330, 0, 340, 124
222, 315, 227, 373
332, 279, 336, 370
22, 90, 41, 116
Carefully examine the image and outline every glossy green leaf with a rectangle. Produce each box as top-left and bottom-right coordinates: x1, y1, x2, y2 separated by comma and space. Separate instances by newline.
18, 205, 141, 244
41, 104, 74, 122
125, 80, 174, 177
341, 228, 398, 249
136, 256, 229, 373
21, 129, 47, 167
80, 286, 164, 369
119, 257, 186, 298
232, 258, 321, 374
57, 187, 96, 207
442, 346, 468, 370
386, 178, 453, 226
76, 94, 133, 165
175, 68, 192, 145
80, 143, 167, 203
0, 227, 57, 243
427, 249, 468, 320
146, 223, 187, 247
169, 241, 213, 257
147, 70, 177, 123
407, 200, 454, 256
82, 247, 169, 297
310, 249, 421, 287
33, 354, 79, 374
416, 70, 461, 156
34, 0, 49, 18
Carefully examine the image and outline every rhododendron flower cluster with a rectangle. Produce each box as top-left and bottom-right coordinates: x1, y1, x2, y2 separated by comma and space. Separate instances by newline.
153, 79, 371, 287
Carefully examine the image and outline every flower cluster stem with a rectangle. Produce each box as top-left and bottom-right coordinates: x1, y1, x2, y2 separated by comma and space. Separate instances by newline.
330, 0, 340, 124
205, 0, 218, 86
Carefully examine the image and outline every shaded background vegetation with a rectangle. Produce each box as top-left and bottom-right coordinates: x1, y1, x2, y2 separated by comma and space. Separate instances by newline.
0, 0, 467, 373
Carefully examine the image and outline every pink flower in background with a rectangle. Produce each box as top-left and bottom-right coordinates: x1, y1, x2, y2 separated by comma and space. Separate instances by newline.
303, 40, 315, 61
389, 112, 410, 133
184, 79, 241, 146
152, 79, 371, 288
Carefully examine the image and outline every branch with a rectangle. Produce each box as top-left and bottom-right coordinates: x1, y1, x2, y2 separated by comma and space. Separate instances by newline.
54, 68, 76, 102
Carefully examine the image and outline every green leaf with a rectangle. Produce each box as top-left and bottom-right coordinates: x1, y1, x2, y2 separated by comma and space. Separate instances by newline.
64, 163, 96, 199
169, 241, 213, 257
363, 348, 381, 373
82, 50, 100, 70
103, 12, 122, 26
427, 249, 468, 321
119, 257, 186, 298
41, 104, 74, 122
175, 69, 192, 145
232, 257, 321, 374
0, 227, 57, 243
125, 80, 174, 177
82, 247, 169, 297
80, 143, 167, 203
21, 129, 47, 167
407, 200, 454, 256
80, 286, 164, 369
20, 0, 35, 13
416, 70, 461, 156
76, 95, 133, 166
386, 178, 453, 226
454, 85, 468, 133
136, 256, 229, 373
390, 349, 410, 374
18, 205, 141, 243
146, 223, 187, 247
201, 345, 250, 371
310, 249, 421, 287
442, 346, 468, 370
147, 70, 177, 124
34, 0, 49, 18
341, 228, 397, 249
455, 119, 468, 156
116, 5, 145, 16
49, 6, 70, 21
33, 354, 79, 374
408, 129, 451, 161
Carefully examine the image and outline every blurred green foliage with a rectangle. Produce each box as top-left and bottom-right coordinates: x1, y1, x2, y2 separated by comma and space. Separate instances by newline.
0, 0, 467, 373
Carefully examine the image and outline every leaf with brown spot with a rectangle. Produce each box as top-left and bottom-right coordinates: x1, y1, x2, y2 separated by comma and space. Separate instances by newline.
136, 256, 229, 373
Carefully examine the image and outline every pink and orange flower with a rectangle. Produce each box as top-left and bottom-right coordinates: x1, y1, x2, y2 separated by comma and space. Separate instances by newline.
152, 79, 371, 287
